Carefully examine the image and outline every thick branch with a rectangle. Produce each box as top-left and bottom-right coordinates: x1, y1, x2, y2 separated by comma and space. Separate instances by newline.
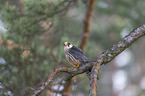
89, 59, 102, 96
89, 25, 145, 96
94, 25, 145, 64
33, 25, 145, 96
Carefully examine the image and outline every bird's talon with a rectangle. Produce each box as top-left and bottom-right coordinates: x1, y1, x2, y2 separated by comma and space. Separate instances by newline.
71, 64, 79, 69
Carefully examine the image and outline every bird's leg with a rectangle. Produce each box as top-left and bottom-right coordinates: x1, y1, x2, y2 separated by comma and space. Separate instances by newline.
71, 64, 80, 69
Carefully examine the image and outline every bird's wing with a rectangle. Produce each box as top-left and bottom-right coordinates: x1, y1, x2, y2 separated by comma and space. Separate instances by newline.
69, 46, 89, 64
71, 46, 85, 55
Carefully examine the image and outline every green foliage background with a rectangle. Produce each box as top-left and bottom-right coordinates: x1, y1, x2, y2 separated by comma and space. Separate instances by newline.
0, 0, 145, 96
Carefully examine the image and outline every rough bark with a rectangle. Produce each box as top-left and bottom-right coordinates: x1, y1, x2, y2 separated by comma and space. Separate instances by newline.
33, 25, 145, 96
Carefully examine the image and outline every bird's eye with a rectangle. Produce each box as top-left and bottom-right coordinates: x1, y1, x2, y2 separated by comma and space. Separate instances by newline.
68, 43, 70, 47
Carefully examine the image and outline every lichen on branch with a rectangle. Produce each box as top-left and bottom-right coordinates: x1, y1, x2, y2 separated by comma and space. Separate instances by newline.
33, 25, 145, 96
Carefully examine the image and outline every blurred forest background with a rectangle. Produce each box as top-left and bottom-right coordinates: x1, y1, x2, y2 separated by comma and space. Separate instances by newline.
0, 0, 145, 96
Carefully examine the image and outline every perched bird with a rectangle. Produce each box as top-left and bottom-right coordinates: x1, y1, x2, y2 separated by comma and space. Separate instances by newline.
64, 42, 90, 68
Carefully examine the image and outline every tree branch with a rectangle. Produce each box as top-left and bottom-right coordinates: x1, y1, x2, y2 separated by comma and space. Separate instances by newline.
32, 64, 93, 96
62, 0, 95, 95
32, 25, 145, 96
89, 25, 145, 96
79, 0, 95, 51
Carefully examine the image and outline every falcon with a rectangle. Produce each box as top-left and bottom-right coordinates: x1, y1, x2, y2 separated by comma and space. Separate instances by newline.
64, 42, 89, 68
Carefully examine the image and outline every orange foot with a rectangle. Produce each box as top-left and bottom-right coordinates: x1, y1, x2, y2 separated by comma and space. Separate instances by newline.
71, 64, 80, 69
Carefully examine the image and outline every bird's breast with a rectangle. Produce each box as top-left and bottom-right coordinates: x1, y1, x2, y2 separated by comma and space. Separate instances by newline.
65, 51, 81, 66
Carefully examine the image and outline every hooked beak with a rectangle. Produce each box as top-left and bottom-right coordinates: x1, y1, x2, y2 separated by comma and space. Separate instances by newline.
64, 42, 68, 46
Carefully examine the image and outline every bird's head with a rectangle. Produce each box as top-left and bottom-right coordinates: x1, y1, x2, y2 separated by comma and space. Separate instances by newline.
64, 42, 73, 51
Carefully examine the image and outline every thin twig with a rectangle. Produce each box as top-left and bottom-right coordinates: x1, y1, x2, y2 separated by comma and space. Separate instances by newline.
32, 65, 90, 96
